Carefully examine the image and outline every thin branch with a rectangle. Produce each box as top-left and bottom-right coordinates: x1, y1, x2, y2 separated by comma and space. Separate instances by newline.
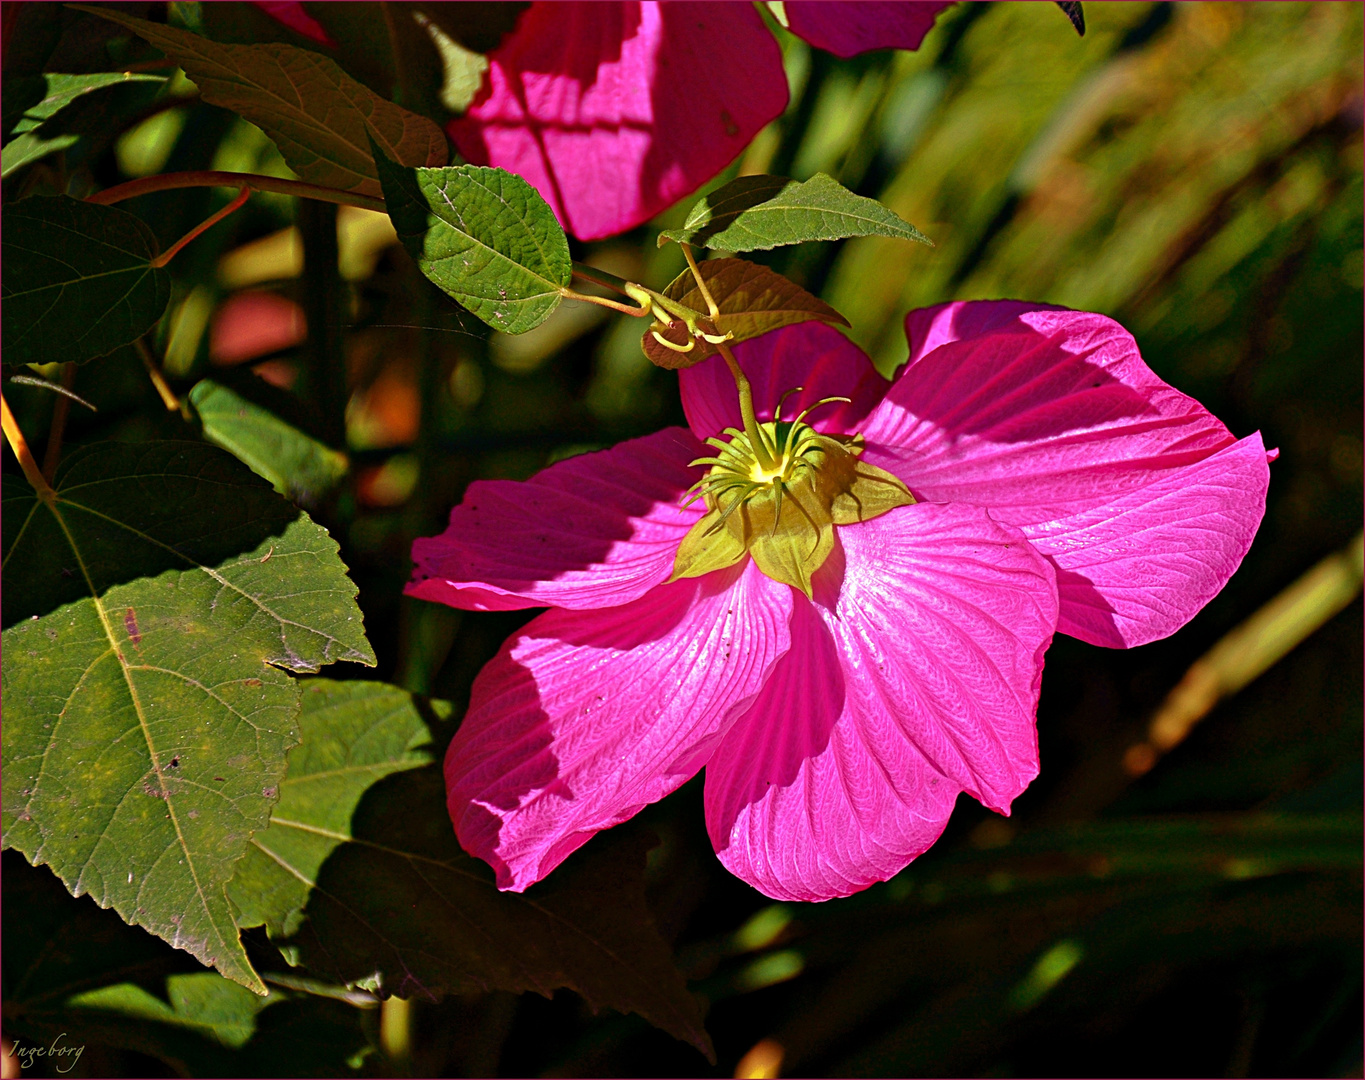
681, 244, 721, 318
559, 286, 653, 318
2, 393, 55, 502
86, 171, 386, 213
151, 186, 251, 268
8, 375, 97, 412
136, 339, 180, 412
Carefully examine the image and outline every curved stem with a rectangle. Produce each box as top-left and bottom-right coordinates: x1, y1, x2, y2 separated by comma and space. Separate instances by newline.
2, 393, 55, 503
86, 171, 386, 213
560, 286, 652, 318
570, 261, 633, 295
151, 186, 251, 268
718, 342, 776, 472
681, 244, 721, 318
136, 339, 180, 412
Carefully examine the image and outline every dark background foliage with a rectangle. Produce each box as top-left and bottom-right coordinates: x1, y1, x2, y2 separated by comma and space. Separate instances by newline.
3, 2, 1361, 1077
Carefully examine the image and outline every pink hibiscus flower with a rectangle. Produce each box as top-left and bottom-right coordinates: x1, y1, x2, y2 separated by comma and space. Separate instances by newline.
408, 302, 1272, 901
447, 1, 955, 240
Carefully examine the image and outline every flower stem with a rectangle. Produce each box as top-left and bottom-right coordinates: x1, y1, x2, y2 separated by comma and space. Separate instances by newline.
150, 186, 251, 268
2, 393, 55, 503
570, 261, 633, 295
681, 244, 721, 319
136, 339, 181, 411
86, 171, 386, 213
718, 342, 776, 472
41, 363, 75, 483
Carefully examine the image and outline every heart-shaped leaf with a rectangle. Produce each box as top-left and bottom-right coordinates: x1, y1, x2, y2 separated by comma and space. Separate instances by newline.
642, 257, 850, 369
228, 679, 713, 1059
2, 196, 172, 367
659, 173, 932, 252
72, 5, 447, 198
374, 146, 572, 335
2, 442, 375, 994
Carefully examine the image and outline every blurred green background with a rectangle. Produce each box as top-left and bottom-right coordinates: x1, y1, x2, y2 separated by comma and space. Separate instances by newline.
4, 2, 1361, 1076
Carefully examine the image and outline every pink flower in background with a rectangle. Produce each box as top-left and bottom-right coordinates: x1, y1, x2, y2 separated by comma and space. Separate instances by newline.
448, 1, 956, 239
409, 302, 1272, 901
251, 1, 955, 239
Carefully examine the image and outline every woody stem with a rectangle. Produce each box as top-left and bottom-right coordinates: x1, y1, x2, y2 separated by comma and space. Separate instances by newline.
718, 342, 776, 472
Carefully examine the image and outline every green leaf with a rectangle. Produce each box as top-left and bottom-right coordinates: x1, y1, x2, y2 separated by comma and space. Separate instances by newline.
227, 679, 447, 937
1, 73, 168, 178
2, 196, 172, 367
190, 380, 349, 505
642, 257, 850, 369
71, 5, 448, 198
659, 173, 933, 252
12, 73, 168, 135
69, 974, 272, 1049
1, 442, 375, 994
374, 146, 572, 334
229, 680, 714, 1059
3, 852, 376, 1076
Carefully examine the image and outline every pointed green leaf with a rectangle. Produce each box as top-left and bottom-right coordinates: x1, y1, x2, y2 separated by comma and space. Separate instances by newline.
1, 442, 375, 994
71, 5, 447, 198
642, 257, 850, 368
229, 679, 714, 1059
190, 380, 349, 506
2, 195, 172, 367
374, 146, 572, 334
1, 73, 167, 178
659, 173, 933, 252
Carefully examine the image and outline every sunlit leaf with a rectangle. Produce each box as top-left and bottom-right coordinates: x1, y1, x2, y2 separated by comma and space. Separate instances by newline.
659, 173, 932, 251
1, 73, 167, 178
641, 257, 850, 368
72, 5, 447, 198
1, 442, 375, 993
229, 679, 714, 1059
2, 196, 171, 367
374, 146, 572, 335
190, 380, 349, 506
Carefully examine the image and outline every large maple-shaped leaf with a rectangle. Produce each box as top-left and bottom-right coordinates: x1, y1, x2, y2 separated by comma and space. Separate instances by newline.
2, 195, 171, 367
1, 442, 375, 994
642, 257, 849, 369
228, 680, 713, 1058
73, 6, 446, 198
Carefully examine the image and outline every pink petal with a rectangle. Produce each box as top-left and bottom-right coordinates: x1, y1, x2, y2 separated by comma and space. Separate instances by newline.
706, 503, 1057, 901
861, 301, 1268, 647
679, 322, 889, 440
1036, 433, 1271, 648
447, 562, 793, 891
783, 2, 955, 58
249, 1, 335, 45
407, 428, 705, 612
448, 2, 788, 241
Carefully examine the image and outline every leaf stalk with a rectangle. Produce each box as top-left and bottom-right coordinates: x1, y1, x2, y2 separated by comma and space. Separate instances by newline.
1, 393, 56, 503
150, 186, 252, 268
